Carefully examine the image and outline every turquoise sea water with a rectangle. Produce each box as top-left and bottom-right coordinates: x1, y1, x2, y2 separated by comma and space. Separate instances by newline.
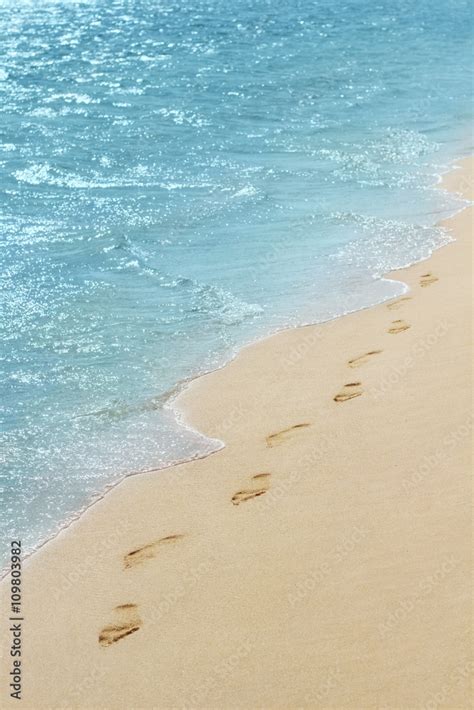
1, 0, 472, 561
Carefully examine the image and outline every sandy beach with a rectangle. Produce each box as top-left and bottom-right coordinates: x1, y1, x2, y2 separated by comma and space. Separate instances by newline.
0, 157, 472, 709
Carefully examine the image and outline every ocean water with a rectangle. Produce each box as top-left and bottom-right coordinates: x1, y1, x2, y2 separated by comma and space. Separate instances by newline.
0, 0, 472, 562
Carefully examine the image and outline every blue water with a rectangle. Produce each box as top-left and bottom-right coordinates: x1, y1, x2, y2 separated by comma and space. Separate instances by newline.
1, 0, 472, 561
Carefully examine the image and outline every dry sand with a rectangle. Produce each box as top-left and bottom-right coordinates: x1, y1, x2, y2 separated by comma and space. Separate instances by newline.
0, 158, 472, 709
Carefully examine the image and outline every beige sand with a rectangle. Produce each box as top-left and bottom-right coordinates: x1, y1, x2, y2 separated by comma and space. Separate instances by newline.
0, 158, 472, 709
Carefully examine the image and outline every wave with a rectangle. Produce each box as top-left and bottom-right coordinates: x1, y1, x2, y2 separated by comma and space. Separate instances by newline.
155, 107, 210, 128
45, 92, 100, 105
371, 128, 439, 163
29, 107, 57, 118
12, 162, 228, 193
13, 162, 155, 189
319, 129, 440, 187
231, 185, 260, 199
100, 235, 264, 326
189, 283, 264, 325
328, 211, 452, 277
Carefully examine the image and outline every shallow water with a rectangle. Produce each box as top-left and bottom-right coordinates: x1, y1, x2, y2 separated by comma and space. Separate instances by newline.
0, 0, 472, 561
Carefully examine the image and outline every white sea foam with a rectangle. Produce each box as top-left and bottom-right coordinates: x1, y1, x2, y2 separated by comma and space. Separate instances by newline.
231, 185, 259, 198
374, 129, 439, 163
45, 92, 99, 105
29, 107, 57, 118
156, 107, 210, 127
13, 162, 160, 189
319, 130, 440, 187
191, 283, 264, 325
328, 212, 452, 276
14, 163, 52, 185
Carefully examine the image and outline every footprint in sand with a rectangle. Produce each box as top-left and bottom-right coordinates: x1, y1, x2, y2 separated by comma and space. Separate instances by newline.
387, 296, 412, 311
388, 319, 410, 334
333, 382, 363, 402
124, 534, 185, 570
347, 350, 382, 368
232, 473, 271, 506
99, 604, 142, 647
266, 424, 310, 448
420, 272, 438, 288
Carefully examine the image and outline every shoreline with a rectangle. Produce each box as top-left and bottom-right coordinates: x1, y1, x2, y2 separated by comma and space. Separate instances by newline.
0, 156, 471, 708
3, 157, 469, 577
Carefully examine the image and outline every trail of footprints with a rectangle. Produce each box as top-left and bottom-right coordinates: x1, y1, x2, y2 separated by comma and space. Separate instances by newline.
100, 422, 315, 645
333, 274, 438, 401
99, 535, 186, 647
101, 272, 439, 645
99, 469, 278, 645
334, 349, 380, 403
